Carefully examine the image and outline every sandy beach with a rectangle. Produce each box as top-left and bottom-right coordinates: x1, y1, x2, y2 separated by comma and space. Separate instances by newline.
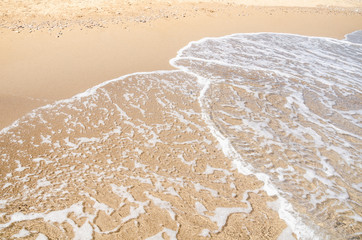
0, 0, 361, 239
1, 1, 362, 129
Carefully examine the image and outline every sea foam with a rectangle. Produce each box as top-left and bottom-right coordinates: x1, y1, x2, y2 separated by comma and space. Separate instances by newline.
170, 31, 362, 239
0, 31, 361, 239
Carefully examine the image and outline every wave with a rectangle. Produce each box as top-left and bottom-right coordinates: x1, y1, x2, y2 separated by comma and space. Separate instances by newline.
0, 31, 361, 239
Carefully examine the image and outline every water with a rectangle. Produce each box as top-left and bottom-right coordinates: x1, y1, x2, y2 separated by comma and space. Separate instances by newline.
345, 30, 362, 44
0, 31, 361, 239
171, 31, 362, 238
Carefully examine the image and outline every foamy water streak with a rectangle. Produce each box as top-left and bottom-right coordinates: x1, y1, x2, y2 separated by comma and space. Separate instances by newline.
0, 31, 361, 239
171, 31, 362, 239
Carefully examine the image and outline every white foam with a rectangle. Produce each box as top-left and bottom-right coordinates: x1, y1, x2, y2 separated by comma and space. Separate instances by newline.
177, 153, 195, 166
2, 183, 12, 189
74, 221, 93, 240
32, 157, 53, 164
199, 229, 211, 237
14, 160, 28, 172
169, 32, 354, 239
81, 192, 114, 215
36, 233, 48, 240
193, 183, 218, 197
0, 31, 360, 239
210, 207, 249, 232
344, 30, 362, 44
195, 200, 250, 233
64, 137, 78, 149
145, 192, 176, 220
0, 200, 7, 209
11, 228, 30, 238
277, 226, 296, 240
163, 187, 180, 197
40, 135, 52, 144
110, 184, 149, 224
37, 178, 51, 188
203, 164, 232, 176
195, 201, 207, 215
0, 202, 91, 238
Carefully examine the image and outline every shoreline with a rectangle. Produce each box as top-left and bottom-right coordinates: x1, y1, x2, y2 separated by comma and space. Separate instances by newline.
1, 25, 356, 136
3, 31, 360, 239
1, 4, 362, 129
0, 1, 361, 239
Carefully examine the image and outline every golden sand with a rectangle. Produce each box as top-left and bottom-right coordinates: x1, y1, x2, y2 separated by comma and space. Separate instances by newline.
0, 1, 361, 239
1, 1, 362, 128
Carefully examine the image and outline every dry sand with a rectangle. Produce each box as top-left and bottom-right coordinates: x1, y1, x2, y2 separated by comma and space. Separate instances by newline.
0, 0, 361, 239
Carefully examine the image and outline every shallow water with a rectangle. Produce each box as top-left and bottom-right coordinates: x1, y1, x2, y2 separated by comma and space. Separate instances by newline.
172, 31, 362, 239
0, 31, 361, 239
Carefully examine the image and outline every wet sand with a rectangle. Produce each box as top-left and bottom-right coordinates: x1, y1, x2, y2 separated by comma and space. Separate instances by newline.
1, 1, 362, 129
0, 1, 361, 239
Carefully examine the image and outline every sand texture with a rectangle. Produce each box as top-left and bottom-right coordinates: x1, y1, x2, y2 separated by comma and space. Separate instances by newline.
1, 1, 362, 128
0, 71, 289, 239
0, 0, 362, 239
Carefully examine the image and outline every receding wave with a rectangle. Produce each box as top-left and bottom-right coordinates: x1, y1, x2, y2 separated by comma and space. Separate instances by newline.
171, 31, 362, 239
0, 31, 361, 239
